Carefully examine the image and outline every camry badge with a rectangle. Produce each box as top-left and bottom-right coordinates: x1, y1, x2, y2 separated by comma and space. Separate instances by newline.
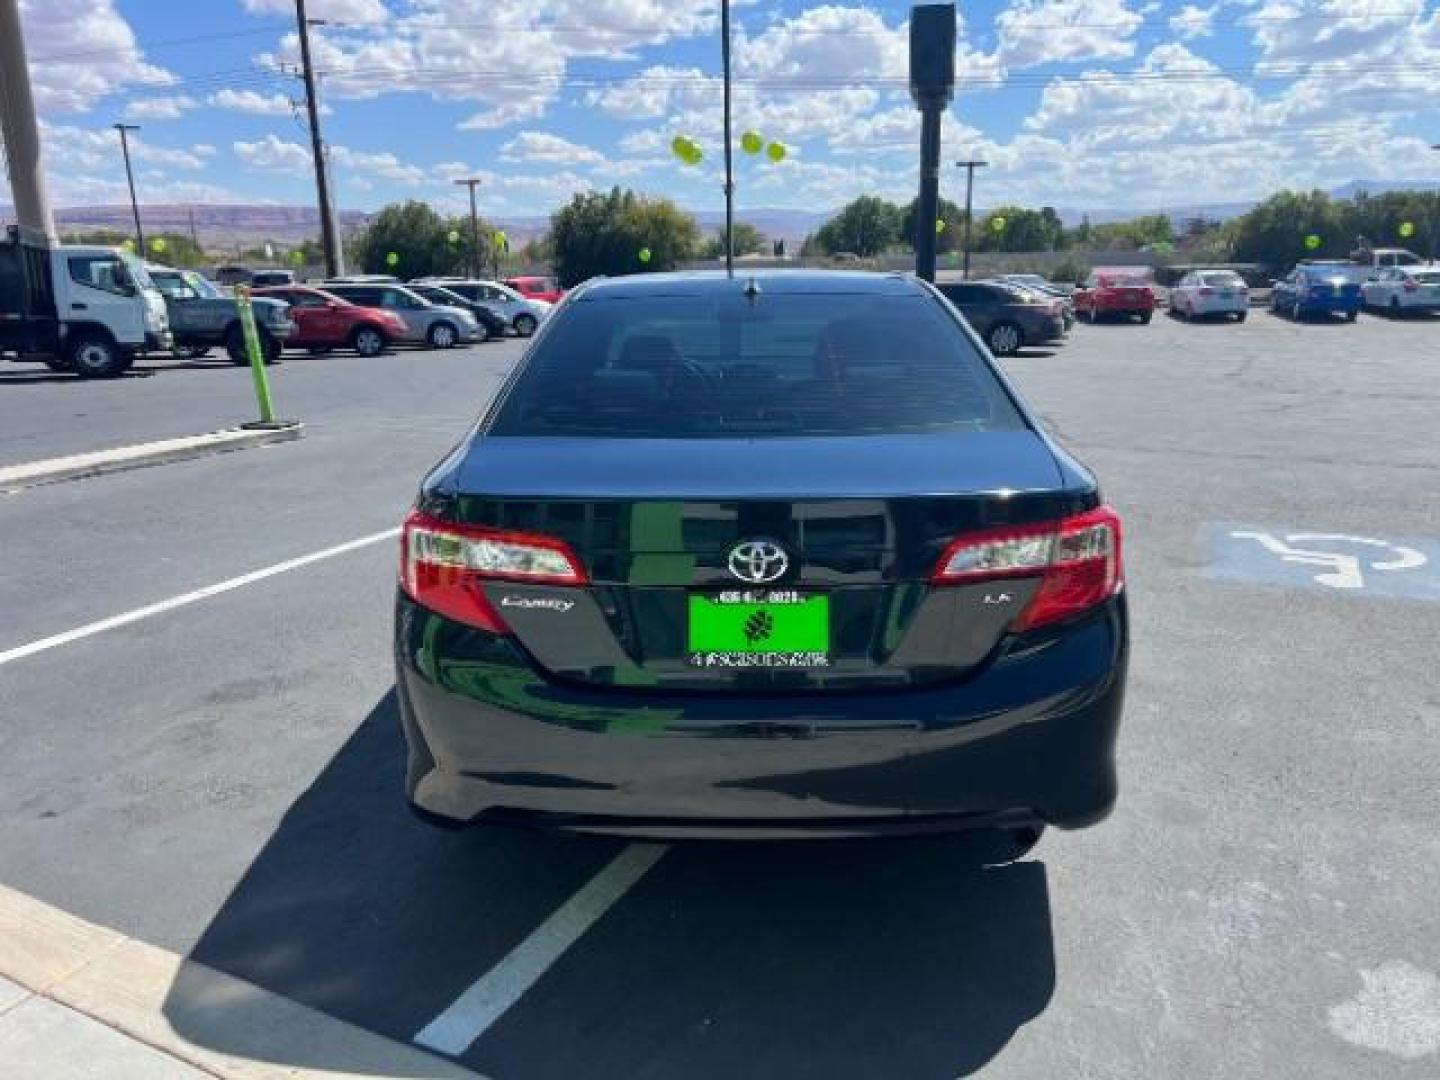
727, 540, 789, 584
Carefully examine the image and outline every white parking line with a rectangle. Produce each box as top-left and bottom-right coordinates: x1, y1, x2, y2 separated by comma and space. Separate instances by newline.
414, 843, 669, 1056
0, 528, 401, 668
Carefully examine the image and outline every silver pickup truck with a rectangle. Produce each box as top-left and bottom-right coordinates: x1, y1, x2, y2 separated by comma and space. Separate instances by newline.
147, 265, 294, 363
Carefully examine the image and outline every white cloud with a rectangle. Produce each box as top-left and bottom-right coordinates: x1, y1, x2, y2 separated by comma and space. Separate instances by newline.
500, 132, 607, 167
41, 123, 213, 173
457, 99, 554, 131
122, 95, 197, 121
209, 89, 297, 117
20, 0, 175, 113
997, 0, 1144, 69
330, 145, 426, 185
233, 133, 313, 176
737, 5, 908, 81
1170, 4, 1218, 39
242, 0, 387, 22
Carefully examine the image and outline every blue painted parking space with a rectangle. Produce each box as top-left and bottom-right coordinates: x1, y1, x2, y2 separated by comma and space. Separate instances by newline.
1206, 524, 1440, 602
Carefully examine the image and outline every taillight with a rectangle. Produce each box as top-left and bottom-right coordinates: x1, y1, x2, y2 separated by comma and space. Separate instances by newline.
932, 506, 1123, 631
400, 509, 587, 631
1404, 279, 1418, 292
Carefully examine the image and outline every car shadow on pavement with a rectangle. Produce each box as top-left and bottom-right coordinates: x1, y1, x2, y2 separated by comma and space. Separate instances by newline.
166, 690, 1055, 1080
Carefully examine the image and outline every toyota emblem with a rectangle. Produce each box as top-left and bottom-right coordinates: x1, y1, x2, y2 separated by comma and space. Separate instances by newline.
727, 540, 790, 584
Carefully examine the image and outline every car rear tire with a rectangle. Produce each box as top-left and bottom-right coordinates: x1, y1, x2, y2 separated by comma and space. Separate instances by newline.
68, 333, 130, 379
986, 824, 1046, 863
513, 313, 538, 337
1346, 309, 1359, 323
427, 321, 459, 349
1138, 311, 1152, 324
1235, 311, 1247, 323
350, 326, 387, 357
985, 321, 1023, 357
226, 325, 280, 365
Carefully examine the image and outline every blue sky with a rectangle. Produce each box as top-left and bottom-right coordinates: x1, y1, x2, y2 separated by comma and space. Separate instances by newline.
17, 0, 1440, 216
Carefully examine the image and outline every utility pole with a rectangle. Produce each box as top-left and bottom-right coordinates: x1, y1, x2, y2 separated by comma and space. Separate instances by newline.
295, 0, 339, 277
0, 0, 57, 244
114, 123, 144, 252
188, 207, 200, 260
454, 177, 482, 279
721, 0, 734, 277
956, 159, 988, 280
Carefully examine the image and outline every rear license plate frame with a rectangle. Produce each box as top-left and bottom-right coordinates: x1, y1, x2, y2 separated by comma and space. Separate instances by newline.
686, 589, 831, 669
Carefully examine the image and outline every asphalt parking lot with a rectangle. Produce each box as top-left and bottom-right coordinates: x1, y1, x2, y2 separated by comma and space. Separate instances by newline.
2, 308, 1438, 1078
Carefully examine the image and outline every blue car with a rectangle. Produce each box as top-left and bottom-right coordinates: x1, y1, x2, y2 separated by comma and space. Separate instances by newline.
1271, 267, 1362, 321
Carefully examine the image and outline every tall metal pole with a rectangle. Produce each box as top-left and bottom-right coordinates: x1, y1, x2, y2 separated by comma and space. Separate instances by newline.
113, 124, 144, 252
957, 159, 988, 280
455, 177, 481, 279
188, 206, 200, 259
296, 0, 339, 277
914, 109, 941, 282
721, 0, 734, 277
0, 0, 57, 244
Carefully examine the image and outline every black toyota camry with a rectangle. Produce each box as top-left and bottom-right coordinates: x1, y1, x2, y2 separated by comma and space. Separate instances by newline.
395, 270, 1127, 847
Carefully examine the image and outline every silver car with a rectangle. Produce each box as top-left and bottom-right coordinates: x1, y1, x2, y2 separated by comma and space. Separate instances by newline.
319, 282, 482, 348
415, 278, 551, 336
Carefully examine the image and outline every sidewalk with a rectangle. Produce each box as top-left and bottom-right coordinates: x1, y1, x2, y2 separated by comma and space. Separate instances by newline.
0, 884, 481, 1080
1, 975, 213, 1078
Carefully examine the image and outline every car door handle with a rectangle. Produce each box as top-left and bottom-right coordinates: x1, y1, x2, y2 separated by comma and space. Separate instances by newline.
71, 302, 88, 310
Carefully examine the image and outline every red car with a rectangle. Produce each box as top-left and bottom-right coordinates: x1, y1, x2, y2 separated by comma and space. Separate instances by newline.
503, 275, 565, 304
252, 286, 408, 356
1073, 268, 1156, 324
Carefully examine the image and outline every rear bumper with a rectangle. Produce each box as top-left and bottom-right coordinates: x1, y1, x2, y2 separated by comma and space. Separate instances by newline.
395, 594, 1128, 838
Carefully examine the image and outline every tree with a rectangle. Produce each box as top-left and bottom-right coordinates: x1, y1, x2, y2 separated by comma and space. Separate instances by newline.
976, 206, 1065, 252
702, 221, 766, 259
813, 196, 902, 256
549, 187, 699, 286
350, 200, 481, 278
1228, 190, 1345, 270
67, 229, 205, 267
899, 196, 965, 253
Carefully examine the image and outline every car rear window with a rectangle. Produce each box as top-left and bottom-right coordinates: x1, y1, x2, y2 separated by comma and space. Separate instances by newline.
1200, 273, 1245, 286
1097, 272, 1150, 287
487, 292, 1025, 438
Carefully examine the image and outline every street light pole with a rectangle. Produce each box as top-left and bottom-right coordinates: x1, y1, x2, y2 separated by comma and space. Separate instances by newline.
721, 0, 735, 277
956, 159, 988, 280
114, 123, 144, 252
454, 178, 482, 279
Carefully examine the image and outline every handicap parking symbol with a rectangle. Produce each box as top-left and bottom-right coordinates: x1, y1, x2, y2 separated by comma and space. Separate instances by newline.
1207, 525, 1440, 602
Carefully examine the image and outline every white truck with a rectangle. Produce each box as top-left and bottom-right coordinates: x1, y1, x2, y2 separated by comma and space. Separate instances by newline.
0, 236, 172, 378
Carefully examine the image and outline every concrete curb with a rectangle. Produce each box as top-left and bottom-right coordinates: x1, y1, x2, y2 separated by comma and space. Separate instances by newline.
0, 423, 304, 495
0, 883, 484, 1079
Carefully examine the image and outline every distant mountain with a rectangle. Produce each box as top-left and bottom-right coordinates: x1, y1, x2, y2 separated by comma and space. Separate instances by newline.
6, 180, 1436, 251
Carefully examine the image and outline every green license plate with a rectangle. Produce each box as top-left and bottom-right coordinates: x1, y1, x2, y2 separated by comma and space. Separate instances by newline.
687, 590, 830, 668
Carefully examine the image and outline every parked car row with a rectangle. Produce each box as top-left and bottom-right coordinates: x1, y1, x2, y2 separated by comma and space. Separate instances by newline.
146, 268, 558, 363
935, 279, 1070, 356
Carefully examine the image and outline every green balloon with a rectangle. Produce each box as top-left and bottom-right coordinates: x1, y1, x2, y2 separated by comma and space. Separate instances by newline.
638, 247, 652, 264
447, 229, 461, 244
741, 130, 763, 155
671, 136, 703, 166
935, 219, 946, 234
765, 141, 786, 163
1399, 221, 1416, 239
120, 238, 135, 252
493, 230, 509, 251
990, 216, 1007, 233
289, 250, 304, 265
1304, 234, 1321, 250
150, 237, 167, 253
385, 251, 399, 267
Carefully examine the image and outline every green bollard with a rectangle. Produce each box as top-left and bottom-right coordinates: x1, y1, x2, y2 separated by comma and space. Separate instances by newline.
233, 284, 277, 424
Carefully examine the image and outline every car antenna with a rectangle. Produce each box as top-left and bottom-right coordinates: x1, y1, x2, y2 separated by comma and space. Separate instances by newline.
743, 276, 762, 303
